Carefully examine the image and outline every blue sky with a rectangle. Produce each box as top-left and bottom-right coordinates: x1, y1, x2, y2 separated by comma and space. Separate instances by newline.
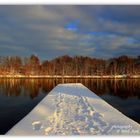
0, 5, 140, 60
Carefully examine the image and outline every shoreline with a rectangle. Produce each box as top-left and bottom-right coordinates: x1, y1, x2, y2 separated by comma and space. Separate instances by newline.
0, 75, 140, 79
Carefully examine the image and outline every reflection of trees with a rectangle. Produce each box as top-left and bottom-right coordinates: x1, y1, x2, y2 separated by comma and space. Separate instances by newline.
0, 79, 21, 96
0, 79, 42, 99
23, 79, 41, 99
0, 79, 139, 99
89, 79, 140, 99
42, 79, 56, 93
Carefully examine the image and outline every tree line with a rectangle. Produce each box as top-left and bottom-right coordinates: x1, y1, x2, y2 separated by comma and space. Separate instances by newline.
0, 55, 140, 76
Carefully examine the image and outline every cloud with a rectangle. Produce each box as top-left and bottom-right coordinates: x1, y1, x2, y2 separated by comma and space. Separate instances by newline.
0, 5, 139, 60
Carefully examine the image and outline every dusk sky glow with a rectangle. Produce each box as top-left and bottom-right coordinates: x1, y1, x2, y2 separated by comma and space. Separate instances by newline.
0, 5, 140, 60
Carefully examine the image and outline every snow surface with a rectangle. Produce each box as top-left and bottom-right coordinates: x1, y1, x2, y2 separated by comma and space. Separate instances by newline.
6, 83, 140, 135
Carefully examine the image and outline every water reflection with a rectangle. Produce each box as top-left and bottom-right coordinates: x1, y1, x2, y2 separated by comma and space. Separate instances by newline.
0, 79, 139, 99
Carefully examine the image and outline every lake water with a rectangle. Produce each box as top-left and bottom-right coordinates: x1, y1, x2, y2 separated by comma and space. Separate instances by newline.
0, 78, 139, 134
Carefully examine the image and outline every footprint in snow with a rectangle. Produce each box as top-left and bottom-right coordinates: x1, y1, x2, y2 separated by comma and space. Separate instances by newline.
32, 121, 43, 131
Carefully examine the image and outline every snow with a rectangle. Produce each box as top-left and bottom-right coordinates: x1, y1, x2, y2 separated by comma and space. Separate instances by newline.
6, 83, 140, 135
1, 75, 140, 79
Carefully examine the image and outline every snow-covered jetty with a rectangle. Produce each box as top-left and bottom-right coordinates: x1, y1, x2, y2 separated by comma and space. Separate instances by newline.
7, 83, 140, 135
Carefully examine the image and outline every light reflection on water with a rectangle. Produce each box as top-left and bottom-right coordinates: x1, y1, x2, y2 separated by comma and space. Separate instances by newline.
0, 78, 139, 134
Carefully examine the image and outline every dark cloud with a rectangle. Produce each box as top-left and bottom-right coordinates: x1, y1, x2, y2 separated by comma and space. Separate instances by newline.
0, 5, 139, 60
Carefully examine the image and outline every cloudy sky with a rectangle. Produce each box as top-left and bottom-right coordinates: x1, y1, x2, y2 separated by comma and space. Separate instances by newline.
0, 5, 140, 60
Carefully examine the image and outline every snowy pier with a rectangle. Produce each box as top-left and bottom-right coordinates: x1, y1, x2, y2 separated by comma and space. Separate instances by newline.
7, 83, 140, 135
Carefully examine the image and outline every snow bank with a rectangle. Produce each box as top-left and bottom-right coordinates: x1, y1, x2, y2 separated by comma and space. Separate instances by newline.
6, 83, 140, 135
